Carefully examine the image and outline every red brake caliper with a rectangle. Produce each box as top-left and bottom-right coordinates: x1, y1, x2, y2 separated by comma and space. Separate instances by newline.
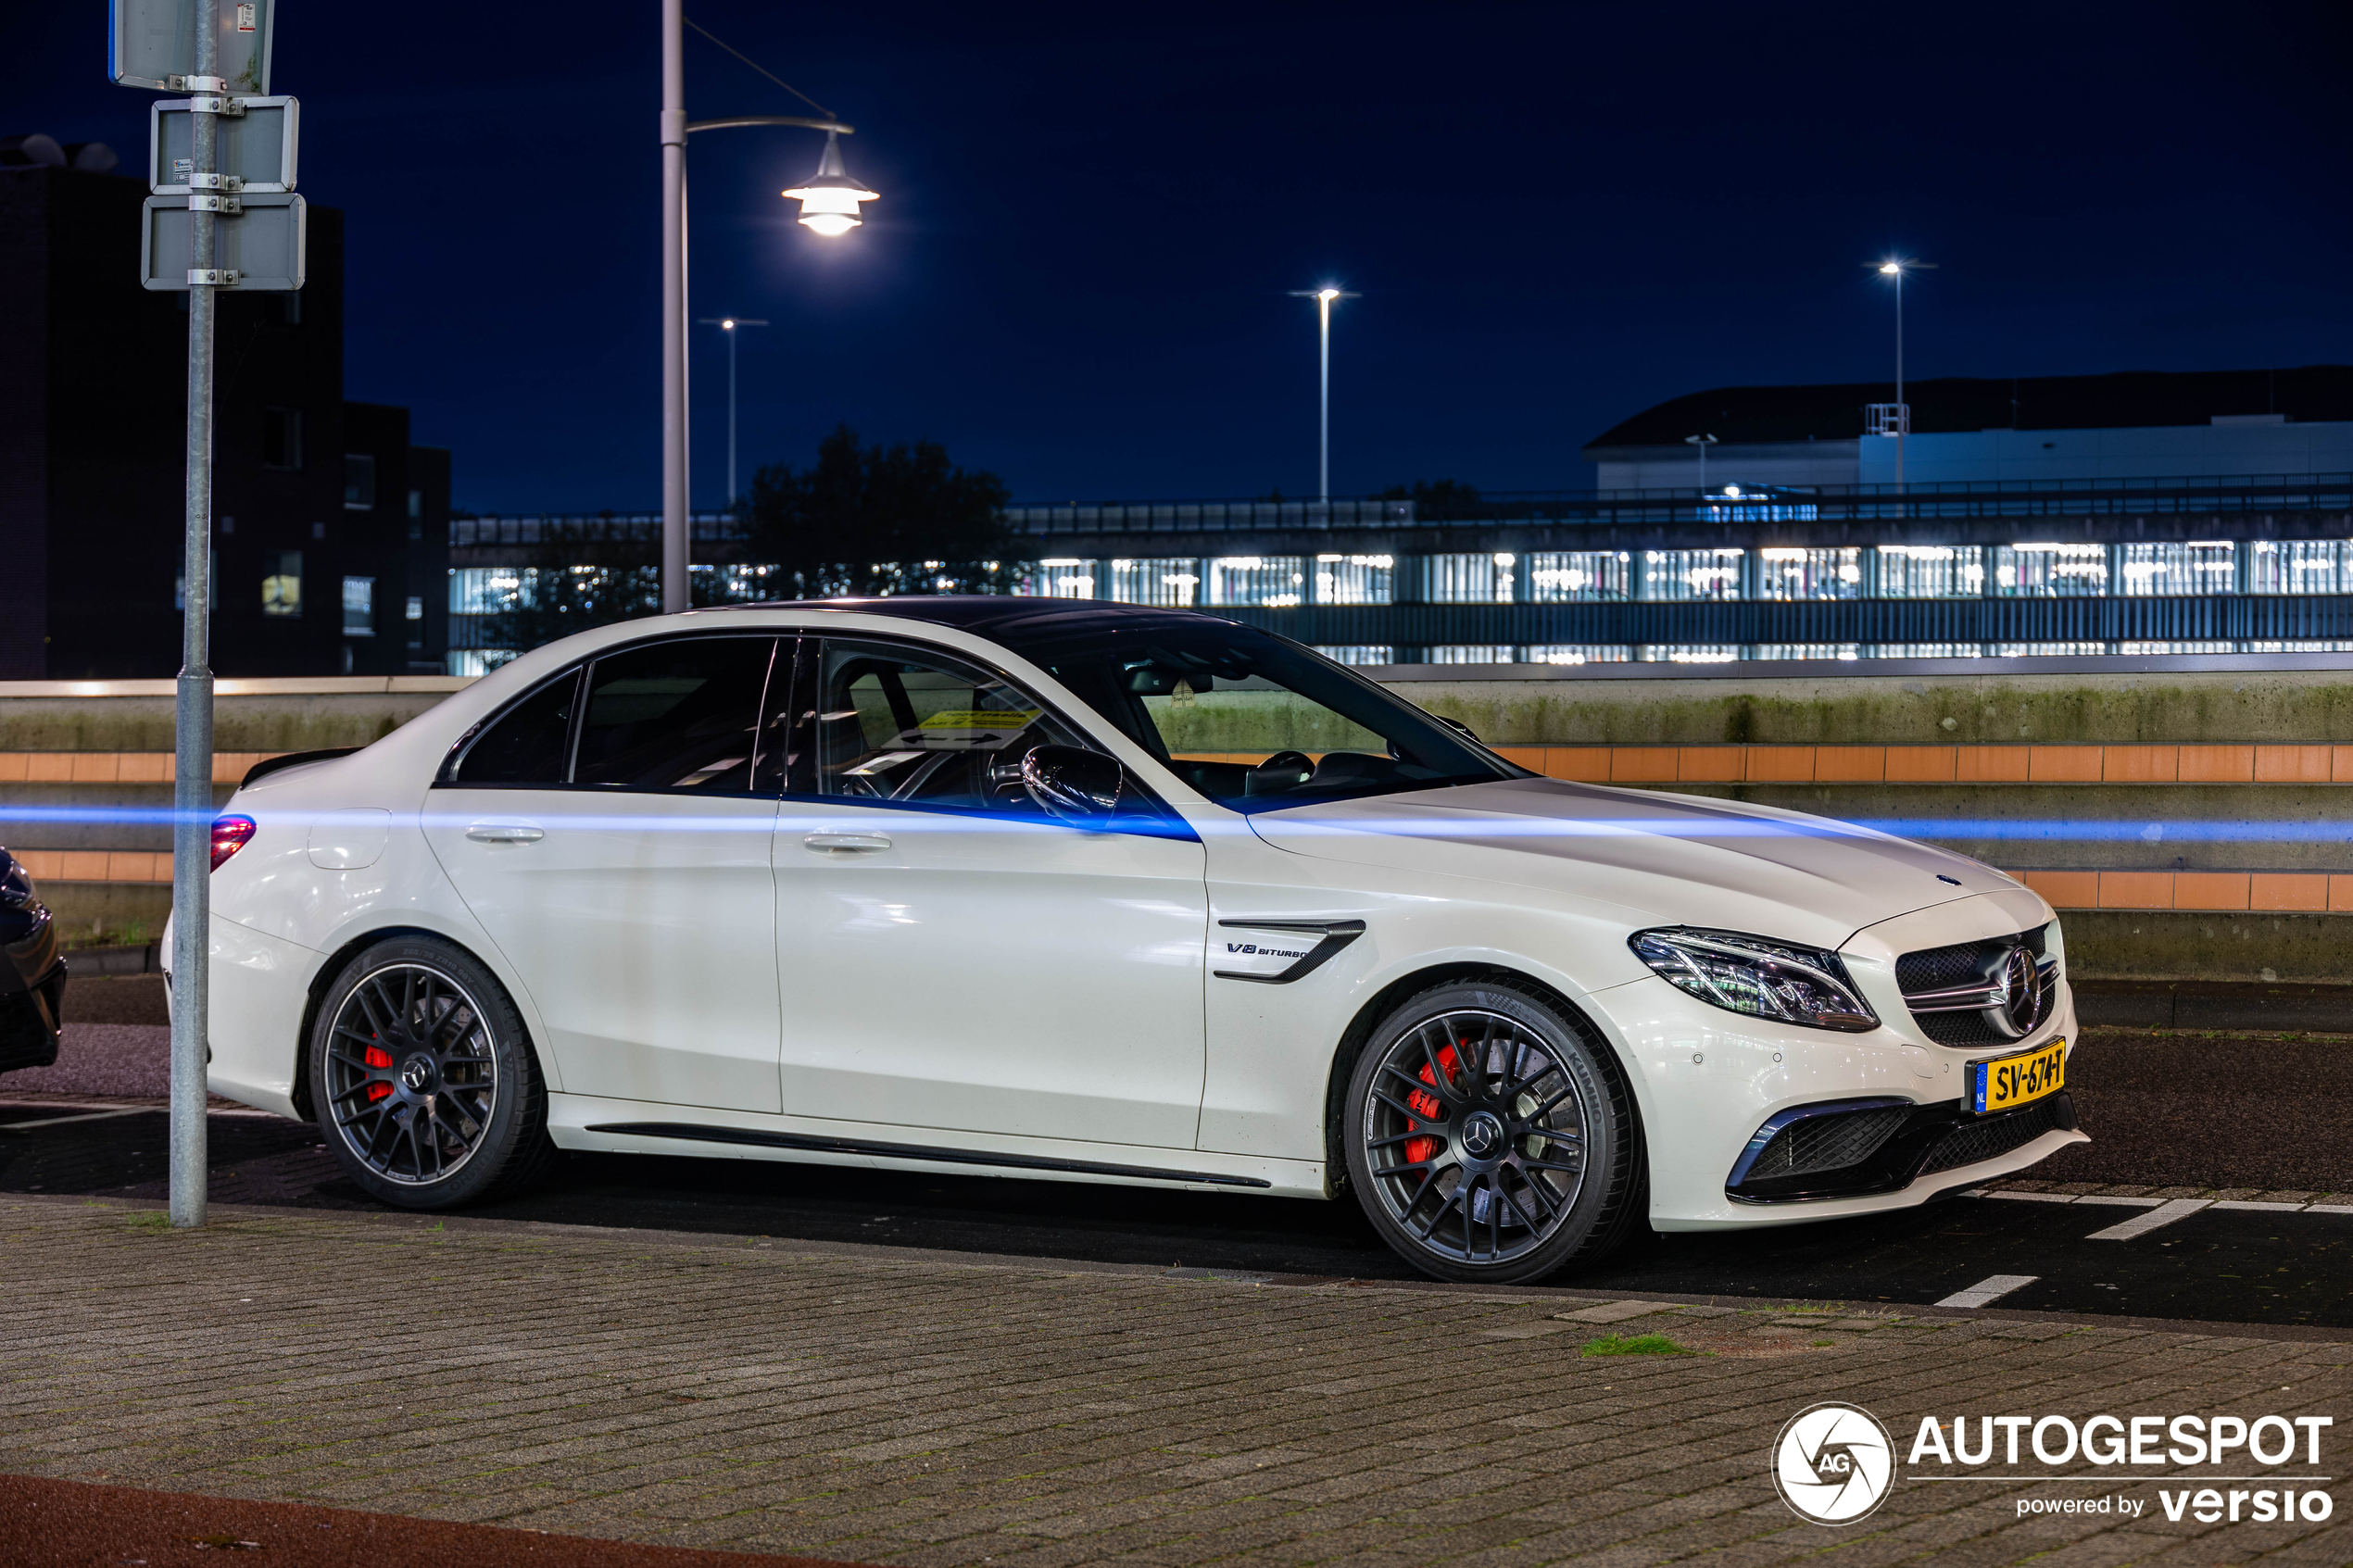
1402, 1043, 1461, 1165
363, 1045, 394, 1102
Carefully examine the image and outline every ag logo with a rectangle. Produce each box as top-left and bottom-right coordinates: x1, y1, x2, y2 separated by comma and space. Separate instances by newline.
1771, 1401, 1895, 1524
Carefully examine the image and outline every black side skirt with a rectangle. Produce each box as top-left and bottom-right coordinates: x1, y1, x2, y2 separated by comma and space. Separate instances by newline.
584, 1122, 1274, 1188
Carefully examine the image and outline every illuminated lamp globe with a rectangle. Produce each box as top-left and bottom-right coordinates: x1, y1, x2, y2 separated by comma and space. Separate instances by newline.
783, 131, 877, 237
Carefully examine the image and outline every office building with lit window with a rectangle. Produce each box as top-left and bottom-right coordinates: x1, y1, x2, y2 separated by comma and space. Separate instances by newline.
0, 146, 449, 678
986, 367, 2353, 664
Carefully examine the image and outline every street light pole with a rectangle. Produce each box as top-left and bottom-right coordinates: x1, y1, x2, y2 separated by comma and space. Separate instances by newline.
657, 5, 874, 615
170, 0, 221, 1230
698, 316, 769, 508
1683, 433, 1718, 495
1874, 257, 1935, 490
661, 0, 689, 611
1289, 286, 1358, 505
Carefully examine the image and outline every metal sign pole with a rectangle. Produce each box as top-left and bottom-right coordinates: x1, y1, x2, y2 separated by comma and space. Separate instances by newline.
660, 0, 689, 613
170, 0, 220, 1229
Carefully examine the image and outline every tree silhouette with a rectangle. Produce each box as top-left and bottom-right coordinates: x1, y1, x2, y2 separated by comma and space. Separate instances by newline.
746, 424, 1027, 598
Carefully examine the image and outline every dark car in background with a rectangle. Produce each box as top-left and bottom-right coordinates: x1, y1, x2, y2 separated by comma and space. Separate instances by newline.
0, 849, 68, 1074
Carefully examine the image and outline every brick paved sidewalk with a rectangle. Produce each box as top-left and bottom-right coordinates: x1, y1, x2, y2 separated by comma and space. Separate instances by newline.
0, 1196, 2347, 1567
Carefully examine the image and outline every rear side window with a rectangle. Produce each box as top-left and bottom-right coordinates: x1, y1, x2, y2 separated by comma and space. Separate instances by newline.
448, 671, 578, 785
574, 636, 781, 792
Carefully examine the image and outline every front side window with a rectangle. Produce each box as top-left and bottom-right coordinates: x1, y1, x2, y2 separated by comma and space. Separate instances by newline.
573, 637, 782, 792
808, 639, 1092, 813
1000, 621, 1524, 811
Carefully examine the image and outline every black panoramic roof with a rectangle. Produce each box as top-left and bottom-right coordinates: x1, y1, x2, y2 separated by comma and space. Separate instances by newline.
739, 596, 1233, 637
1583, 365, 2353, 452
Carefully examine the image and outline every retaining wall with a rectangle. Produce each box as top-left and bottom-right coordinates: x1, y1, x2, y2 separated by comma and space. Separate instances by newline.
6, 664, 2347, 985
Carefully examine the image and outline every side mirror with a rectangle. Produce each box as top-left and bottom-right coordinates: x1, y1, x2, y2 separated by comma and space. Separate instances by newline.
1021, 745, 1126, 824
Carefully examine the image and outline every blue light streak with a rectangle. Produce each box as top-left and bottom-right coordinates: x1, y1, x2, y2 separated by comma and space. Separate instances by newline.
1, 804, 2347, 843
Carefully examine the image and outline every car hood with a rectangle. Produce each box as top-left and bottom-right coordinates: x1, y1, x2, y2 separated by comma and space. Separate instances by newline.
1244, 776, 2016, 950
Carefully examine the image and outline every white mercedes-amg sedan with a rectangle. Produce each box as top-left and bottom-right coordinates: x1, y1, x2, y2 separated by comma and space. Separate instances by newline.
180, 598, 2082, 1283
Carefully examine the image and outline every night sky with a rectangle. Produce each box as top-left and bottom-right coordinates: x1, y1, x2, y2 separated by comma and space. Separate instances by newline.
10, 3, 2348, 514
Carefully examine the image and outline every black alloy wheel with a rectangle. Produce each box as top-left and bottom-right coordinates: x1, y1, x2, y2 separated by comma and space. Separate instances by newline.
310, 936, 554, 1209
1344, 980, 1644, 1285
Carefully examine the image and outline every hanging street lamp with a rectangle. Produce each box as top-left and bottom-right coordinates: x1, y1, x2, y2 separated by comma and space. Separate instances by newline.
783, 130, 879, 236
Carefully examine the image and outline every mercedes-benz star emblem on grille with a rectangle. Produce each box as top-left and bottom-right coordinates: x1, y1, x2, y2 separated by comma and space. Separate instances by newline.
1974, 944, 2043, 1040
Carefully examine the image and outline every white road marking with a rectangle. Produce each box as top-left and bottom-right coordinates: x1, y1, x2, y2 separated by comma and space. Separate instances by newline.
2309, 1204, 2353, 1215
2087, 1198, 2211, 1240
2074, 1195, 2165, 1208
2212, 1200, 2309, 1211
1983, 1191, 2076, 1203
0, 1109, 149, 1133
1936, 1273, 2039, 1309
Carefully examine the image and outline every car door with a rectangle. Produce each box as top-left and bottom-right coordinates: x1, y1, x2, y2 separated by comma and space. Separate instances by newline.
423, 633, 791, 1112
772, 634, 1208, 1149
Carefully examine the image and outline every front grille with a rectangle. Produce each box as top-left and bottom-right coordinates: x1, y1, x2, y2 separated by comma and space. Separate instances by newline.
1898, 924, 2057, 1047
1895, 925, 2045, 993
1919, 1096, 2069, 1175
1745, 1105, 1910, 1180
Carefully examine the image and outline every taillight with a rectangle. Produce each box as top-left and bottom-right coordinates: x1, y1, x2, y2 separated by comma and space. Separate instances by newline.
211, 815, 258, 871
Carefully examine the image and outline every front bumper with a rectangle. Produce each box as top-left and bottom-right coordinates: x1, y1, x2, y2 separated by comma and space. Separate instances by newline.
1592, 971, 2084, 1231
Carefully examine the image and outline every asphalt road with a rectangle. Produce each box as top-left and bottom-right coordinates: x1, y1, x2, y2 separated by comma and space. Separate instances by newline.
4, 1023, 2349, 1329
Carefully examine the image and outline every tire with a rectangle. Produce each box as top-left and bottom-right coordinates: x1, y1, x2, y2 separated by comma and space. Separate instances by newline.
1342, 979, 1646, 1285
308, 936, 556, 1210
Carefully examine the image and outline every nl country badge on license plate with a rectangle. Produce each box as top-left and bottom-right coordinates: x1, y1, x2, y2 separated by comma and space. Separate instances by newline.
1967, 1039, 2065, 1114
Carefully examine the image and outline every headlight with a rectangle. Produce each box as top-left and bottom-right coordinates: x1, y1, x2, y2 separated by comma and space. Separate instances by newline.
1629, 927, 1878, 1032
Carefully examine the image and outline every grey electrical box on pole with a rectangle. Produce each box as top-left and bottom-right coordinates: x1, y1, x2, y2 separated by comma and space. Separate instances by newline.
111, 0, 272, 94
115, 0, 303, 1230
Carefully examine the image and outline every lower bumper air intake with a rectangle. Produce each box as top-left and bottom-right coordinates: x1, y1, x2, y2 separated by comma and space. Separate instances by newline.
1727, 1091, 2078, 1203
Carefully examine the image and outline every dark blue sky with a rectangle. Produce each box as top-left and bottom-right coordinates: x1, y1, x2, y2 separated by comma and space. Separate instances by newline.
12, 3, 2348, 513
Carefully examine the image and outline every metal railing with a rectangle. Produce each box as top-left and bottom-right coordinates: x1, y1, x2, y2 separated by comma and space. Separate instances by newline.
1005, 473, 2353, 534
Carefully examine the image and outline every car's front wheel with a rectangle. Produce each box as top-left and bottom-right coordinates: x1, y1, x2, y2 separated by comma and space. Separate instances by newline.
1343, 979, 1644, 1284
309, 936, 554, 1209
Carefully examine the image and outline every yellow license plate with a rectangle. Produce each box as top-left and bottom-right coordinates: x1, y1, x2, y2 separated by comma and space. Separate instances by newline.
1968, 1039, 2066, 1114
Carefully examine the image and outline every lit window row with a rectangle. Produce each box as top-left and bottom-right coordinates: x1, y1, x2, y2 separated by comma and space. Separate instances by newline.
1013, 541, 2353, 606
1306, 640, 2353, 667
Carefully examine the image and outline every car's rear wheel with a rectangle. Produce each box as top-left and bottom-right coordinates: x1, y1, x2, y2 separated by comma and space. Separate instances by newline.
1343, 979, 1644, 1285
309, 936, 554, 1209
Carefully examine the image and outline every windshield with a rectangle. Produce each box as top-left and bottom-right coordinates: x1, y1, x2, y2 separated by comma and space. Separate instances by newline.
993, 619, 1529, 810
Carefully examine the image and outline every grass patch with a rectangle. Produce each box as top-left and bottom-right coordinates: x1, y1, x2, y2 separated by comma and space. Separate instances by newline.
124, 1210, 171, 1234
1580, 1333, 1691, 1358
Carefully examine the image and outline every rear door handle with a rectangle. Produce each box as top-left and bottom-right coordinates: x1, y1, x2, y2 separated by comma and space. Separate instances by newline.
466, 824, 545, 844
803, 832, 892, 854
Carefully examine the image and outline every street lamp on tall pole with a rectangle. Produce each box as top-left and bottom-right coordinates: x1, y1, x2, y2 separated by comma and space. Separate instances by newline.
661, 4, 876, 613
1869, 257, 1935, 489
1288, 285, 1359, 504
697, 315, 770, 509
1683, 433, 1718, 495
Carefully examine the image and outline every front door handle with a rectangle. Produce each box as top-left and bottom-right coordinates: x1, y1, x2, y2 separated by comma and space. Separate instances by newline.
803, 832, 892, 854
466, 824, 545, 844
